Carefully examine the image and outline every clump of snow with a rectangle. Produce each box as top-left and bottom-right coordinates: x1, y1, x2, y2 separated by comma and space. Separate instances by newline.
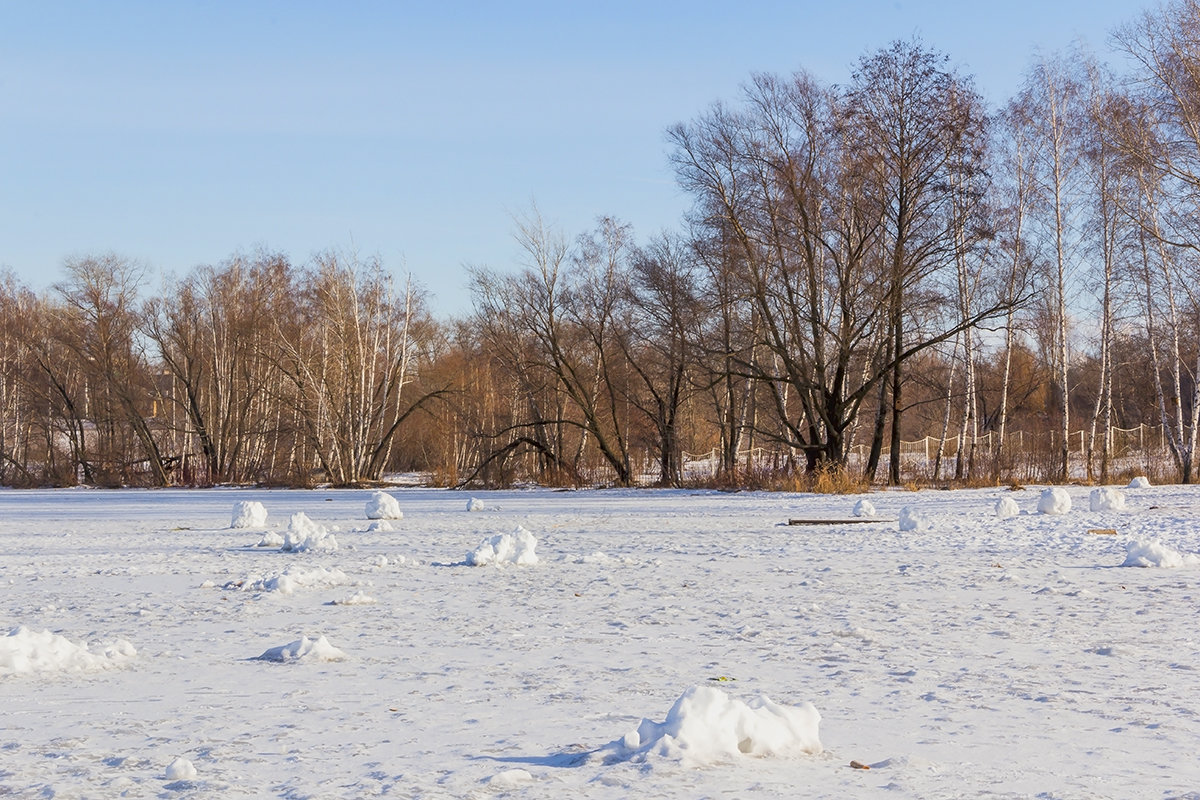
1090, 487, 1127, 512
230, 500, 268, 529
467, 526, 539, 566
254, 635, 347, 663
256, 531, 284, 548
466, 497, 486, 512
0, 627, 136, 675
330, 590, 377, 605
852, 499, 876, 518
165, 757, 197, 780
1121, 538, 1200, 568
229, 565, 352, 595
282, 512, 337, 552
898, 506, 931, 532
366, 520, 394, 532
365, 491, 403, 520
486, 768, 534, 787
597, 685, 821, 767
1037, 488, 1072, 515
994, 496, 1020, 519
1128, 476, 1152, 489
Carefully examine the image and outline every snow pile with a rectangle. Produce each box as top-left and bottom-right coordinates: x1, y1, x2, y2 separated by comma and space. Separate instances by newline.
0, 627, 136, 675
1121, 539, 1200, 568
1090, 487, 1127, 512
898, 506, 931, 532
365, 491, 403, 520
466, 497, 486, 512
256, 531, 284, 548
852, 499, 876, 518
1037, 488, 1072, 515
254, 635, 347, 663
1129, 476, 1152, 488
230, 500, 268, 529
165, 757, 197, 780
995, 496, 1020, 519
366, 520, 394, 532
230, 565, 352, 595
330, 590, 377, 605
282, 512, 338, 552
466, 526, 539, 566
598, 685, 821, 767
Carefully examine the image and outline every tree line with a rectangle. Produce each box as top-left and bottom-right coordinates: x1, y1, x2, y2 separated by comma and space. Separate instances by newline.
3, 1, 1200, 489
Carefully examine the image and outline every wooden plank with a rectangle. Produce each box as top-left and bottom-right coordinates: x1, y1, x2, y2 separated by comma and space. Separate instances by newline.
788, 517, 896, 526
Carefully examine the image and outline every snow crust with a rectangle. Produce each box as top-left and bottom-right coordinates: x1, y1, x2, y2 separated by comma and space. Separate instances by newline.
466, 525, 539, 565
1037, 487, 1072, 514
282, 512, 338, 552
230, 500, 268, 529
3, 485, 1200, 799
599, 685, 821, 766
365, 491, 403, 520
1, 627, 136, 675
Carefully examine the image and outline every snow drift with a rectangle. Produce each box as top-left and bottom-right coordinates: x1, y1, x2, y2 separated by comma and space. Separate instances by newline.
230, 500, 268, 529
467, 526, 539, 566
597, 685, 821, 767
1, 627, 136, 675
254, 635, 347, 663
1121, 538, 1200, 568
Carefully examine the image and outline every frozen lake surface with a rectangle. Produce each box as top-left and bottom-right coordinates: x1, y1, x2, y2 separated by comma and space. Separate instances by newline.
2, 483, 1199, 798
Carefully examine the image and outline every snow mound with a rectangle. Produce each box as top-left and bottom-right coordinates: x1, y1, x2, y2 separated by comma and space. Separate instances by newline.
365, 491, 403, 520
898, 506, 931, 532
1037, 488, 1072, 515
486, 768, 534, 787
1121, 538, 1200, 568
330, 590, 377, 605
366, 520, 394, 532
1090, 487, 1126, 512
994, 496, 1020, 519
230, 500, 268, 529
165, 757, 197, 780
1128, 476, 1152, 488
853, 499, 876, 518
230, 565, 352, 595
466, 497, 486, 512
256, 531, 284, 548
598, 685, 821, 767
467, 526, 539, 566
282, 512, 337, 552
254, 635, 347, 663
0, 626, 136, 675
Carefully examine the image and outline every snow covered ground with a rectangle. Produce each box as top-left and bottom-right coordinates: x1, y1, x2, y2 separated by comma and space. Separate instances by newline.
2, 483, 1199, 798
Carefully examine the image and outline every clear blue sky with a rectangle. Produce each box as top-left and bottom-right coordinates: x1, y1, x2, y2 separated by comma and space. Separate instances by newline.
1, 0, 1142, 316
